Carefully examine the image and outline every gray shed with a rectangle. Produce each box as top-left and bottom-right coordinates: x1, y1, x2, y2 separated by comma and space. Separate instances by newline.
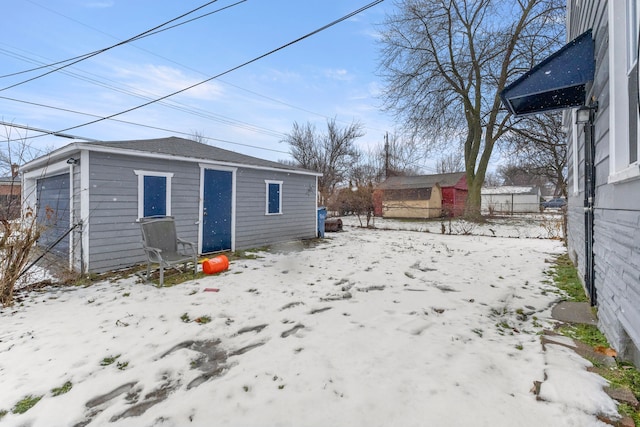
21, 137, 320, 273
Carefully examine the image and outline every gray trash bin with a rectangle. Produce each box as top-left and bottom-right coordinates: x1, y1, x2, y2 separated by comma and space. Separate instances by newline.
317, 207, 327, 238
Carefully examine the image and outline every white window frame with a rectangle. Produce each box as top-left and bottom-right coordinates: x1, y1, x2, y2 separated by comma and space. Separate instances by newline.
609, 0, 640, 183
265, 180, 283, 215
134, 170, 173, 219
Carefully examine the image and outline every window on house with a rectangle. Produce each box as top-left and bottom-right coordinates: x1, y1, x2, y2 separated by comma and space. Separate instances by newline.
609, 0, 640, 182
265, 180, 282, 215
134, 170, 173, 219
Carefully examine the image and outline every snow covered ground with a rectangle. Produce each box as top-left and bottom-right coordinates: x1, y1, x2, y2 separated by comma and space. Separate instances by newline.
0, 218, 618, 427
340, 212, 565, 239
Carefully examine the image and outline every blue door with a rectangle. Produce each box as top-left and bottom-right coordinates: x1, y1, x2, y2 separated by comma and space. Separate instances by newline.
202, 169, 232, 252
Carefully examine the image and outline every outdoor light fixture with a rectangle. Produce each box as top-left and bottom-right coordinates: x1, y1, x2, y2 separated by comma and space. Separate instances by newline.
576, 102, 598, 124
66, 157, 79, 165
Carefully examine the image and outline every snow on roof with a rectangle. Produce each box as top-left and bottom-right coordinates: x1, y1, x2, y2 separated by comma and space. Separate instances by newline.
481, 186, 539, 195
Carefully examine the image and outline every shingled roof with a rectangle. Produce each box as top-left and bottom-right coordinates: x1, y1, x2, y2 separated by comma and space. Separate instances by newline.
377, 172, 466, 190
85, 137, 308, 172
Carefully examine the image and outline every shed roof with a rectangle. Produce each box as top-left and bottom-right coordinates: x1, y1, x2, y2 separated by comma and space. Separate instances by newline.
22, 137, 320, 176
377, 172, 465, 190
481, 186, 540, 196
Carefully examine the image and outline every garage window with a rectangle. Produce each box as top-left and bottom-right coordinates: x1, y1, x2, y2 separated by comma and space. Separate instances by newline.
135, 170, 173, 219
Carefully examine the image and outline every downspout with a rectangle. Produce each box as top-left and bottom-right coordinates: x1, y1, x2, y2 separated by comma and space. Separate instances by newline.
580, 101, 598, 306
68, 161, 75, 271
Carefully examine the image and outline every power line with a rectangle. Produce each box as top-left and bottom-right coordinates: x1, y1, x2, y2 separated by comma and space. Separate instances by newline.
0, 47, 287, 139
0, 120, 99, 142
37, 0, 386, 138
0, 0, 225, 92
0, 119, 291, 156
0, 0, 247, 79
7, 1, 390, 135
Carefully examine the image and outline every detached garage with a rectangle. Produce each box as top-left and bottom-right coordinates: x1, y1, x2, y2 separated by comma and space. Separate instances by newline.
21, 137, 321, 273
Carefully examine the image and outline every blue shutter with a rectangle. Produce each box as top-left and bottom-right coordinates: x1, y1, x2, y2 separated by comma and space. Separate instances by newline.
268, 183, 280, 214
144, 176, 166, 217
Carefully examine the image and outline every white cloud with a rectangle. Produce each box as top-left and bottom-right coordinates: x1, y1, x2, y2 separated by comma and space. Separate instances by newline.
258, 68, 302, 84
323, 68, 352, 81
112, 64, 224, 101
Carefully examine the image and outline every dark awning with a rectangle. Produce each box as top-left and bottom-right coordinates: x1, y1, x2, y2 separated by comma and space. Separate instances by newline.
500, 29, 595, 116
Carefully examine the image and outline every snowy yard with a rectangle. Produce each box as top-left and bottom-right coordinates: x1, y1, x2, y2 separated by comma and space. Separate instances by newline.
0, 218, 618, 426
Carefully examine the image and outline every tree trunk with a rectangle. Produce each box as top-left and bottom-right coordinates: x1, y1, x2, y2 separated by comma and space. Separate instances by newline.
465, 174, 483, 220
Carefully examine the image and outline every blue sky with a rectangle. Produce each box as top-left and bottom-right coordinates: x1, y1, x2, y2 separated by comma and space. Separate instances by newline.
1, 0, 399, 164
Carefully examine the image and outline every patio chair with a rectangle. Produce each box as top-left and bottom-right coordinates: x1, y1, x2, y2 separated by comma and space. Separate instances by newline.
139, 216, 197, 286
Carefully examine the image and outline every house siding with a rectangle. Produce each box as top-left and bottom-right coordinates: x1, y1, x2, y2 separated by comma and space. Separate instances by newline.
382, 185, 442, 219
87, 151, 200, 272
235, 168, 316, 250
83, 151, 316, 273
567, 0, 640, 363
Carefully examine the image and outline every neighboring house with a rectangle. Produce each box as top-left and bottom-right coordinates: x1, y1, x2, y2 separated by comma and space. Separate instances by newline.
20, 137, 321, 273
0, 175, 21, 220
481, 186, 541, 214
374, 172, 467, 218
501, 2, 640, 364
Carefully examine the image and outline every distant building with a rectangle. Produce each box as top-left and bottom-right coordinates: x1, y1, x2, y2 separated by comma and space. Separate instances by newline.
374, 172, 467, 219
0, 175, 21, 220
481, 186, 541, 214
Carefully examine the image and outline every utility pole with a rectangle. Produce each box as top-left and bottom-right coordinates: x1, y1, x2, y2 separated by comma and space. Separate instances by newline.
384, 131, 390, 179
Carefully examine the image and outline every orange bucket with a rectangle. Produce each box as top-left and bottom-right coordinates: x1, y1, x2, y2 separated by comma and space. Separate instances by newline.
202, 255, 229, 275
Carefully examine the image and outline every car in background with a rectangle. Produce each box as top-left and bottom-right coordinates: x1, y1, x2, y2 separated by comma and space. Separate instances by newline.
540, 197, 567, 210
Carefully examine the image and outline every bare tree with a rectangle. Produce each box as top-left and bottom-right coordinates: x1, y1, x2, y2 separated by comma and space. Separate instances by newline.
382, 133, 424, 178
483, 171, 502, 187
498, 163, 550, 190
379, 0, 564, 216
501, 112, 567, 197
190, 130, 207, 145
436, 151, 465, 174
283, 118, 364, 204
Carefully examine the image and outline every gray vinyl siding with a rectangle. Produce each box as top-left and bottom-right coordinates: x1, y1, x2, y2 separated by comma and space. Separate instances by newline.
84, 152, 316, 273
567, 0, 640, 363
87, 151, 200, 272
22, 139, 318, 275
235, 168, 316, 250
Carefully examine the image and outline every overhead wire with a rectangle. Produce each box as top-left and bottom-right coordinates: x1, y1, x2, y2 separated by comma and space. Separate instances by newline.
18, 0, 386, 140
0, 0, 247, 79
0, 46, 286, 139
0, 0, 225, 92
6, 0, 390, 135
0, 117, 290, 156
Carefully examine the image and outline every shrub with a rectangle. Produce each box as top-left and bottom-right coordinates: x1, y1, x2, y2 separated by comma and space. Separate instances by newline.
0, 207, 41, 306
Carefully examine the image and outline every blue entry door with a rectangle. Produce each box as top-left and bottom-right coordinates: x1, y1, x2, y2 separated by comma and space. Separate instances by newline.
202, 169, 233, 253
